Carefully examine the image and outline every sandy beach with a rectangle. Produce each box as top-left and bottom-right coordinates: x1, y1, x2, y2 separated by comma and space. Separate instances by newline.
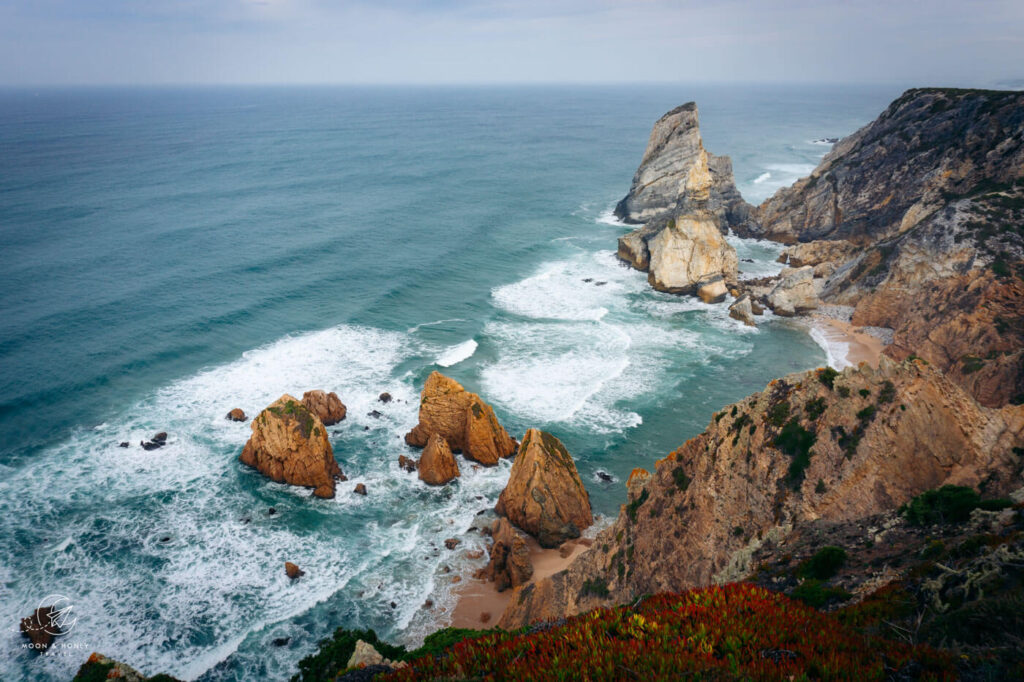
449, 536, 591, 628
806, 315, 887, 369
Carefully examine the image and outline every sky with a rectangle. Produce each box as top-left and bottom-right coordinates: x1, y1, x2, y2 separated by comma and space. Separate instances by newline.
0, 0, 1022, 86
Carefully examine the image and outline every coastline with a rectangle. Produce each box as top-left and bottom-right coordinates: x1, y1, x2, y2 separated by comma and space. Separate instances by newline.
449, 536, 592, 628
803, 307, 888, 370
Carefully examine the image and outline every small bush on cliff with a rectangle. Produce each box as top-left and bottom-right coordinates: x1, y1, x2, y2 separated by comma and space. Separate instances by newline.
773, 419, 816, 486
817, 367, 839, 389
768, 400, 790, 427
791, 579, 852, 608
581, 577, 610, 598
671, 466, 690, 492
292, 628, 407, 682
799, 546, 848, 580
626, 488, 649, 522
804, 397, 827, 420
900, 485, 981, 526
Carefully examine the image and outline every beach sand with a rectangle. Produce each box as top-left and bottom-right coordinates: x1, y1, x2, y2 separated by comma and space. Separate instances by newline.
812, 317, 886, 368
449, 536, 590, 628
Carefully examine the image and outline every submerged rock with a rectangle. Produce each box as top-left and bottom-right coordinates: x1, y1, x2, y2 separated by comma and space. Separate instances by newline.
495, 429, 593, 548
404, 371, 517, 466
301, 390, 347, 426
354, 483, 367, 496
239, 394, 343, 498
417, 433, 460, 486
397, 454, 418, 473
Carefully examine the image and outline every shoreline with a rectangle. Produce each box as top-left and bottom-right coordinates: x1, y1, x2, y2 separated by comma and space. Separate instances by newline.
806, 315, 887, 369
449, 535, 591, 628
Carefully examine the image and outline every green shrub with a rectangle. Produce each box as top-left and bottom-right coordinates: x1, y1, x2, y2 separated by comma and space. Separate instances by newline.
791, 579, 852, 608
732, 526, 744, 537
920, 540, 946, 560
878, 380, 896, 404
292, 628, 407, 682
977, 498, 1013, 512
856, 405, 876, 421
581, 577, 610, 598
773, 419, 816, 486
815, 479, 827, 495
799, 546, 848, 580
961, 355, 985, 374
804, 397, 827, 420
818, 367, 839, 389
837, 385, 851, 398
672, 466, 691, 493
626, 488, 649, 522
768, 401, 791, 427
858, 388, 871, 398
900, 485, 981, 526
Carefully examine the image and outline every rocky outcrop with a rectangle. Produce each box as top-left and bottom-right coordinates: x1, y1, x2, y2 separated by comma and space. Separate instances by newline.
619, 213, 739, 298
73, 653, 181, 682
239, 395, 344, 498
494, 429, 593, 548
742, 89, 1024, 406
728, 293, 756, 327
499, 358, 1024, 627
404, 372, 517, 466
477, 517, 534, 592
300, 390, 347, 426
417, 433, 460, 486
20, 606, 60, 650
397, 454, 417, 473
614, 102, 751, 230
766, 266, 819, 316
285, 561, 304, 580
226, 408, 246, 422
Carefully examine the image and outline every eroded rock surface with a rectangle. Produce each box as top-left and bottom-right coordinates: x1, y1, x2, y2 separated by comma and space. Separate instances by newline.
300, 390, 347, 426
495, 429, 593, 548
477, 517, 534, 592
404, 372, 517, 466
417, 433, 460, 486
239, 394, 343, 498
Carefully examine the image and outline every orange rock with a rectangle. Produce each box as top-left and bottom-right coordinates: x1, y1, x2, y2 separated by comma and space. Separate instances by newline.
417, 434, 460, 486
404, 372, 516, 466
239, 394, 343, 498
478, 518, 534, 592
285, 562, 304, 580
300, 390, 347, 426
226, 408, 247, 422
495, 429, 593, 548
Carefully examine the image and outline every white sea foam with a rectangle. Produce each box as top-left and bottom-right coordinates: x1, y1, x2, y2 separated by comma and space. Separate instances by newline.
809, 325, 852, 370
753, 171, 772, 184
595, 207, 631, 228
436, 339, 478, 367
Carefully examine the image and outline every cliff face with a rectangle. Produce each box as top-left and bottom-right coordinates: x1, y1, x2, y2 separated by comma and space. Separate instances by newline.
760, 89, 1024, 407
751, 88, 1024, 245
500, 358, 1024, 627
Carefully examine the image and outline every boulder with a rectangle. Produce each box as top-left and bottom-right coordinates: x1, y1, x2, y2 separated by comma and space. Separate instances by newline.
444, 538, 460, 550
477, 517, 534, 592
285, 562, 304, 580
300, 390, 347, 426
417, 434, 460, 486
347, 640, 385, 669
767, 266, 819, 316
354, 483, 367, 496
494, 429, 593, 548
72, 652, 176, 682
239, 394, 343, 498
378, 392, 393, 403
404, 372, 517, 466
20, 606, 60, 650
397, 455, 418, 473
226, 408, 247, 422
728, 294, 757, 327
644, 213, 739, 297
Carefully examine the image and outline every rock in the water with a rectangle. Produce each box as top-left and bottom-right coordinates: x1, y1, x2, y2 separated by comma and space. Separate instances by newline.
226, 408, 247, 422
140, 440, 163, 451
404, 371, 517, 466
478, 517, 534, 592
397, 455, 418, 473
152, 432, 167, 443
728, 293, 757, 327
285, 561, 304, 580
300, 390, 347, 426
354, 483, 367, 495
20, 606, 60, 650
767, 266, 819, 316
367, 410, 383, 419
239, 394, 343, 499
378, 392, 392, 403
696, 275, 729, 304
495, 429, 593, 548
444, 538, 460, 550
417, 433, 460, 486
614, 102, 750, 230
119, 441, 129, 448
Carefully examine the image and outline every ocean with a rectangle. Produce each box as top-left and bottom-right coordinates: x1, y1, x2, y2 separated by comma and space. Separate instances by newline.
0, 84, 901, 680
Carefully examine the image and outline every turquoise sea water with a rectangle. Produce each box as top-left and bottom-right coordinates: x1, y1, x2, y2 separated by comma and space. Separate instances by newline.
0, 85, 901, 680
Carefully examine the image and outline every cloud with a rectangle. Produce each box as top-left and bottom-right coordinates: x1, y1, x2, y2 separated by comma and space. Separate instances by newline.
0, 0, 1021, 85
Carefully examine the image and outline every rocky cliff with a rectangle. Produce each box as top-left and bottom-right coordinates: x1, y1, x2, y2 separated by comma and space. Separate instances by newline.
500, 358, 1024, 627
754, 88, 1024, 407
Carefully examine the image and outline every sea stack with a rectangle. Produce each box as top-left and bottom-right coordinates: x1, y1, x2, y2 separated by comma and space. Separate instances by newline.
614, 102, 747, 300
495, 429, 593, 548
404, 371, 517, 466
239, 394, 344, 498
